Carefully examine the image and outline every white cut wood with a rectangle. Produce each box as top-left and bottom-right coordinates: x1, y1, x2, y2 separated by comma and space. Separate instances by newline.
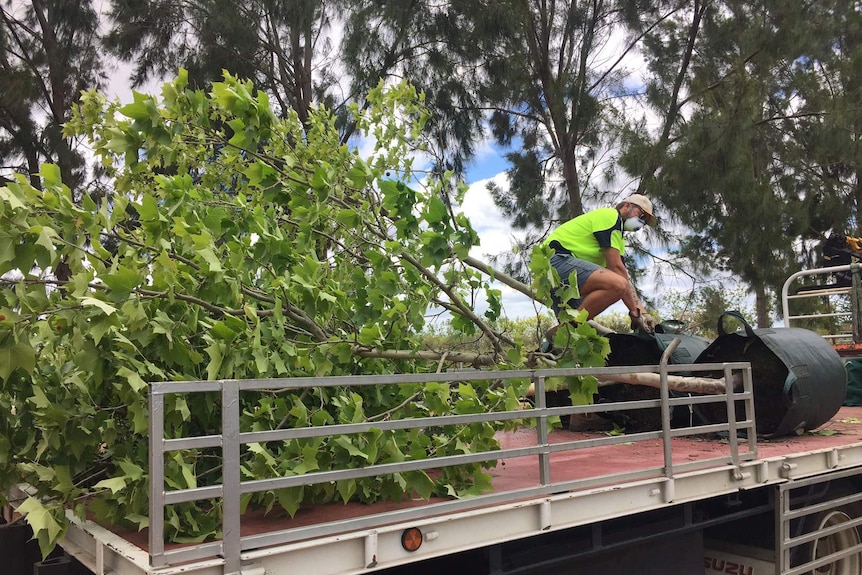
527, 371, 741, 396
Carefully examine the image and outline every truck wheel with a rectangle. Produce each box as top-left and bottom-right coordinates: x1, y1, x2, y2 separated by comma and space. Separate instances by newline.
795, 499, 862, 575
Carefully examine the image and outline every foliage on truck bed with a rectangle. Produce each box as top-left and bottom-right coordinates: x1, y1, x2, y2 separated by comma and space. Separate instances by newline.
0, 72, 608, 556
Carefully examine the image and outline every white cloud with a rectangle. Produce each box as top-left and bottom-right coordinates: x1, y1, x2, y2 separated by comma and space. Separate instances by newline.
460, 173, 508, 234
458, 173, 553, 319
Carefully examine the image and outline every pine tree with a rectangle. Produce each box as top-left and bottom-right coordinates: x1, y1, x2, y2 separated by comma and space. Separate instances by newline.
105, 0, 348, 133
626, 0, 862, 326
0, 0, 105, 194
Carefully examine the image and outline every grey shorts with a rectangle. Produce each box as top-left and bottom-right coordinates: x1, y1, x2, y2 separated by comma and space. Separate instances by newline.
549, 253, 601, 315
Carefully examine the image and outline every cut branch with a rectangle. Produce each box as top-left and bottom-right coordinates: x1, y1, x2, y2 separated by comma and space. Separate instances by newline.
527, 371, 742, 396
354, 346, 497, 367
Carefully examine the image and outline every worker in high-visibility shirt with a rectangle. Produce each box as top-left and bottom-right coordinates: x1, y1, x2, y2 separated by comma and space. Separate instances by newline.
541, 194, 658, 349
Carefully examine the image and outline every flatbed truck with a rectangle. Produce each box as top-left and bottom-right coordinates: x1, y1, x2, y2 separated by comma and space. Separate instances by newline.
7, 263, 862, 575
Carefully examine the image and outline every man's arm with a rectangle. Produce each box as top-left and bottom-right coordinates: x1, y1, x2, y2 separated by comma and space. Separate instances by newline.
602, 247, 645, 316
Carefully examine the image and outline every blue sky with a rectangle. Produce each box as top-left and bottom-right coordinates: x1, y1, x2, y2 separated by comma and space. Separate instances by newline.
465, 141, 514, 183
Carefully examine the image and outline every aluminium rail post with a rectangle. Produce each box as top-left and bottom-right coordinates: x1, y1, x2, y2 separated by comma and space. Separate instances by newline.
739, 363, 757, 458
724, 363, 742, 472
148, 384, 167, 568
533, 374, 551, 486
777, 482, 790, 573
222, 380, 242, 575
659, 338, 680, 481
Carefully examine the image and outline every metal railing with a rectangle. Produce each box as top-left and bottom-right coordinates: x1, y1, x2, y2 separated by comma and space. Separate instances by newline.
777, 467, 862, 574
148, 339, 756, 574
782, 263, 862, 344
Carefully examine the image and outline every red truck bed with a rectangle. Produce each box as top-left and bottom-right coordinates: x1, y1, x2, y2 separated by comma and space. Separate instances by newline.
107, 406, 862, 552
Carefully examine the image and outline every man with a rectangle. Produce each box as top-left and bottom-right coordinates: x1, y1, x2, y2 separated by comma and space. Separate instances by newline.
542, 194, 658, 345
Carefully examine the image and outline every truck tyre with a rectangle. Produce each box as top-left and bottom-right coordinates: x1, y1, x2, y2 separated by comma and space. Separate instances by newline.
793, 486, 862, 575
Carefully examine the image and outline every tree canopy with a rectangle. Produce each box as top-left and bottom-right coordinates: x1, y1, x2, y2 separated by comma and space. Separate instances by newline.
5, 1, 862, 323
0, 0, 105, 194
622, 0, 862, 324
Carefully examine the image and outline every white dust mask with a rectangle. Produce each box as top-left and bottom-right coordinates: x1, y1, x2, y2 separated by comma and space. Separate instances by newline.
623, 217, 645, 232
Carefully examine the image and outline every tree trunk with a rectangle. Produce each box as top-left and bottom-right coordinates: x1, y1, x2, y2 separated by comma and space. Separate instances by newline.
31, 0, 76, 193
754, 283, 770, 328
561, 144, 584, 219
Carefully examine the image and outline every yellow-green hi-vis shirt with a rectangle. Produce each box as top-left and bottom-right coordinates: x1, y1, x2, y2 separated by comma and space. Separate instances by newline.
544, 207, 624, 267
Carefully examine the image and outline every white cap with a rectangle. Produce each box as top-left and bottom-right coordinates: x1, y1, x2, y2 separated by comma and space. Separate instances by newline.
624, 194, 657, 226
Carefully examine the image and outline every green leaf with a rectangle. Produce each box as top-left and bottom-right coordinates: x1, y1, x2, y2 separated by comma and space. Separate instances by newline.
212, 82, 241, 111
0, 184, 27, 211
17, 497, 64, 558
89, 315, 115, 346
248, 442, 277, 467
137, 193, 162, 223
419, 230, 450, 266
301, 445, 320, 472
116, 366, 147, 393
119, 459, 145, 480
276, 487, 303, 518
28, 386, 52, 410
197, 247, 223, 272
252, 347, 269, 373
102, 267, 141, 300
0, 341, 36, 381
337, 479, 357, 503
120, 93, 158, 122
94, 477, 127, 494
205, 342, 225, 380
210, 321, 238, 342
33, 226, 58, 259
334, 435, 369, 460
424, 195, 448, 224
129, 401, 148, 434
18, 462, 56, 483
79, 297, 118, 316
335, 209, 360, 228
244, 162, 275, 187
39, 164, 62, 188
357, 324, 383, 346
180, 462, 197, 489
120, 101, 149, 121
506, 346, 523, 364
227, 118, 248, 147
125, 514, 150, 530
172, 395, 191, 422
53, 466, 76, 497
406, 471, 435, 500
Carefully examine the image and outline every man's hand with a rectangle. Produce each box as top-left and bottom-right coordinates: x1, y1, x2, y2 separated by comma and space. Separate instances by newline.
630, 309, 657, 334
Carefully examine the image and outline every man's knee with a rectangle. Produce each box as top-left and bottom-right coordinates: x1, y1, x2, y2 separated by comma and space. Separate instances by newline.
608, 276, 627, 298
583, 268, 627, 296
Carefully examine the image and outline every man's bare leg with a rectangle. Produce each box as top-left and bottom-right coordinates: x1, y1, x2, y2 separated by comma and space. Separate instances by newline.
577, 268, 628, 318
543, 269, 628, 349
